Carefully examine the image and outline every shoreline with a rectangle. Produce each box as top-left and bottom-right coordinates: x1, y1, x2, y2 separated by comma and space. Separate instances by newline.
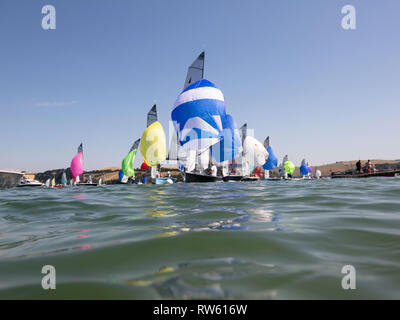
24, 159, 400, 183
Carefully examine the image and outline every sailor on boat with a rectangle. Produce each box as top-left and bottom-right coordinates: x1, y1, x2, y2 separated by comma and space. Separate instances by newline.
356, 160, 362, 174
210, 163, 218, 177
363, 160, 376, 173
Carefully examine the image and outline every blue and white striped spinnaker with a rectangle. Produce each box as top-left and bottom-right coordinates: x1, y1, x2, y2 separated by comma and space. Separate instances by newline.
171, 79, 226, 151
210, 114, 242, 163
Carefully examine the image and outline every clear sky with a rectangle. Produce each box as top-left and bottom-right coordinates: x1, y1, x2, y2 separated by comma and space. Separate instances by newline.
1, 0, 399, 172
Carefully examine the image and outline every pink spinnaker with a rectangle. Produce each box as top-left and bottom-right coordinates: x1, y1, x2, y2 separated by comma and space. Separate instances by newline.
71, 152, 83, 180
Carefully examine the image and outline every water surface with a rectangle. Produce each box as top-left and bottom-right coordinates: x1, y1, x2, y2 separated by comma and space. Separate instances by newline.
1, 178, 400, 299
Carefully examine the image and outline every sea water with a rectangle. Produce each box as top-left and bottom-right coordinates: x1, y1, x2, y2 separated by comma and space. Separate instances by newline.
0, 178, 400, 299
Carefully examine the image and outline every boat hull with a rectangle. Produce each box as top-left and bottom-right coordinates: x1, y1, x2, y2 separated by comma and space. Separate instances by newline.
331, 170, 400, 179
185, 172, 222, 183
0, 171, 23, 188
222, 175, 243, 182
241, 176, 260, 182
153, 177, 177, 185
77, 183, 99, 186
17, 183, 43, 187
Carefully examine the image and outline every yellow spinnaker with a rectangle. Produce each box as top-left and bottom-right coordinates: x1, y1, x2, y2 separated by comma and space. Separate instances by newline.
140, 121, 167, 166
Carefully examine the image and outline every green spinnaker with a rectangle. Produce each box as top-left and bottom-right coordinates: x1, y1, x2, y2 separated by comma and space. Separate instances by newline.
284, 161, 295, 175
121, 149, 137, 177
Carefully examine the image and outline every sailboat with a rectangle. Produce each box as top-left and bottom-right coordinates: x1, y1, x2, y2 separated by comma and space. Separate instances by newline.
239, 123, 269, 181
140, 105, 172, 184
53, 170, 68, 188
282, 155, 295, 179
70, 143, 97, 186
300, 159, 314, 179
171, 52, 227, 183
172, 78, 226, 183
121, 139, 140, 184
300, 159, 308, 178
71, 143, 83, 185
168, 52, 203, 179
263, 137, 279, 180
61, 171, 67, 186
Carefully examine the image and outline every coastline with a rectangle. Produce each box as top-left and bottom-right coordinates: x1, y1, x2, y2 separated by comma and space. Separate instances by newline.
25, 159, 400, 183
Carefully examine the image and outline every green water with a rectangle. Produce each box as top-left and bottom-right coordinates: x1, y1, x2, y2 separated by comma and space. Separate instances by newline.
1, 178, 400, 299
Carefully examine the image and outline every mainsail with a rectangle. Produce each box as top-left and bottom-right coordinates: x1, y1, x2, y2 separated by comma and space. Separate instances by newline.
171, 79, 226, 152
147, 105, 157, 128
121, 139, 140, 177
70, 143, 83, 181
184, 51, 205, 90
240, 123, 247, 145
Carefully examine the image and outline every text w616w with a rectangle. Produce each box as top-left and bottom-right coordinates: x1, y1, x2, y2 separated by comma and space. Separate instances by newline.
198, 304, 247, 315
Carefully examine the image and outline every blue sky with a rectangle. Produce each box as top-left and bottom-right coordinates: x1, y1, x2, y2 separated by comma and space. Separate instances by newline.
1, 0, 400, 172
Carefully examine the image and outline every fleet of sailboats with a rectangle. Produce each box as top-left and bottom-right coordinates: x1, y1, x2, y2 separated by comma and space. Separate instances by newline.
22, 52, 324, 188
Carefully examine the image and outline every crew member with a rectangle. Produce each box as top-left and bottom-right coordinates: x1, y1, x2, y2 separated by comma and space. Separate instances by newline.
210, 163, 217, 177
356, 160, 361, 173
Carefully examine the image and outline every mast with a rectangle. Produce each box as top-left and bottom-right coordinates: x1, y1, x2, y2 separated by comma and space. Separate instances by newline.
264, 137, 270, 179
78, 142, 83, 183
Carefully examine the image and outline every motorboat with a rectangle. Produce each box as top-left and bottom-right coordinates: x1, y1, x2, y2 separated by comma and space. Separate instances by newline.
18, 177, 43, 187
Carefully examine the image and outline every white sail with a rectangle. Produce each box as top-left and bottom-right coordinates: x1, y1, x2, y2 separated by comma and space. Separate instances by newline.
151, 166, 157, 179
222, 161, 229, 177
45, 179, 50, 188
185, 150, 196, 173
242, 136, 269, 169
197, 149, 209, 173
